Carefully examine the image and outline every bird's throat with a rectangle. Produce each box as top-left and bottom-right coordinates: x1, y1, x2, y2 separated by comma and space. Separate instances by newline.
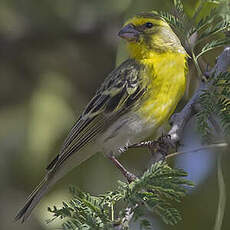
137, 51, 187, 127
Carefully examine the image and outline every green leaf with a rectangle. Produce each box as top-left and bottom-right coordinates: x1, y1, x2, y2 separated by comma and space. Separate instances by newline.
47, 162, 193, 229
196, 38, 230, 60
195, 19, 230, 47
155, 205, 182, 225
173, 0, 184, 13
196, 72, 230, 140
158, 11, 185, 34
124, 162, 193, 225
189, 8, 219, 37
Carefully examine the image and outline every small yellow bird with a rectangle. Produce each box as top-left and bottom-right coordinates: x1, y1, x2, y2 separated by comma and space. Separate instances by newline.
15, 12, 187, 222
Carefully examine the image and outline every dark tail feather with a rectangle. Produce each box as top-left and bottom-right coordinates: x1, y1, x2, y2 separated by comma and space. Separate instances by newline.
15, 147, 95, 222
15, 175, 53, 223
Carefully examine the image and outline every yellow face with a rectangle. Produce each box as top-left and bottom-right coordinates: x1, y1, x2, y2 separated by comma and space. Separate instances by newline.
118, 13, 184, 57
125, 15, 170, 34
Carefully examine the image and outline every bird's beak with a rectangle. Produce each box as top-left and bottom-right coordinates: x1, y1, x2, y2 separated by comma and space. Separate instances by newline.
118, 24, 140, 42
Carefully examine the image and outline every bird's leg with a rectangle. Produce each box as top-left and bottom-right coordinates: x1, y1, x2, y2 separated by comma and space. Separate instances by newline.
108, 155, 137, 183
129, 134, 177, 160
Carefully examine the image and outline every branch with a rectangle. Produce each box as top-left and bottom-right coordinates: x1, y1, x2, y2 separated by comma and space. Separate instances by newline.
167, 47, 230, 230
113, 207, 134, 230
113, 47, 230, 229
168, 47, 230, 146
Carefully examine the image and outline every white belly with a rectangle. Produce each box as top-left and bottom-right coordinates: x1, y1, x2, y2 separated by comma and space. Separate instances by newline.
96, 112, 156, 156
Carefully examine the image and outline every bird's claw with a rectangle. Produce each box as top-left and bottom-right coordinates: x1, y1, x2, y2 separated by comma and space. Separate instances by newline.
125, 171, 138, 183
130, 134, 178, 161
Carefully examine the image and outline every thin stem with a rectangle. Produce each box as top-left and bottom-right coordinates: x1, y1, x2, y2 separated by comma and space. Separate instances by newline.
214, 154, 226, 230
195, 23, 229, 48
166, 142, 228, 159
192, 50, 203, 78
191, 0, 205, 22
111, 202, 114, 222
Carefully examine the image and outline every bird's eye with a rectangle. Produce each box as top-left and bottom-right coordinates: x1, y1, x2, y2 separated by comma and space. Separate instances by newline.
145, 22, 153, 28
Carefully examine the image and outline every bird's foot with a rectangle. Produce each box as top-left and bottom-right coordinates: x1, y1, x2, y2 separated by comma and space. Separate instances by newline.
154, 134, 175, 161
125, 171, 138, 183
129, 134, 177, 161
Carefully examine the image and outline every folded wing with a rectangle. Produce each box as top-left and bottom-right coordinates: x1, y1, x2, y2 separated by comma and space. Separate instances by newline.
47, 59, 146, 171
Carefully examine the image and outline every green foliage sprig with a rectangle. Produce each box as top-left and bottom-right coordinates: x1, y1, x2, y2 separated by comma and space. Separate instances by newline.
196, 72, 230, 141
159, 0, 230, 77
47, 162, 193, 230
159, 0, 230, 141
47, 1, 229, 229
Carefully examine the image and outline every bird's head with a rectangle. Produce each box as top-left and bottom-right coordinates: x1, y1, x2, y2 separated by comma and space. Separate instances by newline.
118, 12, 186, 59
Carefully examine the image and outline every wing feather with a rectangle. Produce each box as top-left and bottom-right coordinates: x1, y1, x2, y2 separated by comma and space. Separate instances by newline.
47, 59, 146, 171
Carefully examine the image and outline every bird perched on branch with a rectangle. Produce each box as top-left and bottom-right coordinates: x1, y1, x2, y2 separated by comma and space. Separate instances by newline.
15, 12, 187, 222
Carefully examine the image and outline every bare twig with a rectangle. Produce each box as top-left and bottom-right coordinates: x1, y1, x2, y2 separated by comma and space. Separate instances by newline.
113, 47, 230, 229
168, 86, 203, 143
215, 47, 230, 75
214, 154, 226, 230
168, 46, 230, 146
130, 47, 230, 163
166, 142, 228, 159
168, 47, 230, 230
113, 207, 135, 230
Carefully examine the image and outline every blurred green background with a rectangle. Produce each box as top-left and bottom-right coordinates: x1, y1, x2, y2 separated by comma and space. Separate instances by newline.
1, 0, 230, 229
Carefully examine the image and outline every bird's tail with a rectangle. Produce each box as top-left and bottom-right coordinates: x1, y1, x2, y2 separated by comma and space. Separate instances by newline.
15, 172, 57, 223
15, 145, 96, 223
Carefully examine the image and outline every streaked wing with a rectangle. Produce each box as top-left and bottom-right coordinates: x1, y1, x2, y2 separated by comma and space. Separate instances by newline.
47, 59, 146, 170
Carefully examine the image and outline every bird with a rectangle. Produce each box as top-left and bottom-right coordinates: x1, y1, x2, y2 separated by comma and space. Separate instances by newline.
15, 12, 187, 223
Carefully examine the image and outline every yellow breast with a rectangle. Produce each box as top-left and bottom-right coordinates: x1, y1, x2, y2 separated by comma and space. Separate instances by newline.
138, 52, 187, 127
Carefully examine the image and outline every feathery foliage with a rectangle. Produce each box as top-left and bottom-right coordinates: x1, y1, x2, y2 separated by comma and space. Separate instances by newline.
159, 0, 230, 139
48, 1, 229, 229
48, 162, 193, 229
196, 72, 230, 140
196, 38, 230, 60
159, 0, 230, 77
